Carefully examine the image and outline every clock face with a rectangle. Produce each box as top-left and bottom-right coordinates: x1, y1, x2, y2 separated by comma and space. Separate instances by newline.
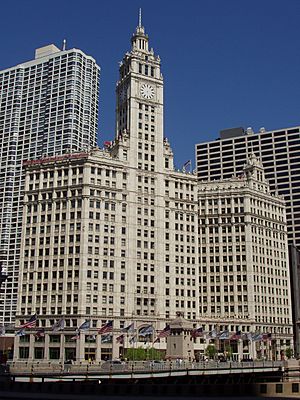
140, 84, 154, 99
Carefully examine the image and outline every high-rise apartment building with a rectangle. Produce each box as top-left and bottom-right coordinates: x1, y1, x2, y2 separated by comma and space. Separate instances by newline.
196, 126, 300, 355
13, 20, 293, 364
0, 44, 100, 325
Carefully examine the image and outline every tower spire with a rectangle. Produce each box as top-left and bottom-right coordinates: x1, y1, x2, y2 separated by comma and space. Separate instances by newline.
131, 8, 148, 52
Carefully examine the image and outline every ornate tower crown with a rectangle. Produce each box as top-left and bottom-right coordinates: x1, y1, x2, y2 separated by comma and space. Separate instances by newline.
131, 8, 149, 52
243, 152, 268, 188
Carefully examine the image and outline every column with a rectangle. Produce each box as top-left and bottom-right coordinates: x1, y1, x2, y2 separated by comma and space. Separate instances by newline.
112, 332, 119, 359
237, 339, 243, 361
44, 334, 50, 362
28, 333, 35, 361
78, 332, 85, 363
60, 334, 65, 364
95, 334, 102, 363
13, 336, 20, 360
248, 339, 256, 360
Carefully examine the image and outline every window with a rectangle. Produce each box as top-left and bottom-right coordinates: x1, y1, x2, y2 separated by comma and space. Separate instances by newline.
19, 347, 29, 359
49, 348, 60, 359
34, 348, 44, 359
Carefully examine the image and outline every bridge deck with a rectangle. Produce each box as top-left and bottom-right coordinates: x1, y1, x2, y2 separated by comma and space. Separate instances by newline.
9, 360, 284, 382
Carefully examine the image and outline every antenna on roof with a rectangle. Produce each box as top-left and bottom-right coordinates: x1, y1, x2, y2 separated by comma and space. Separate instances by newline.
139, 8, 142, 28
62, 39, 66, 51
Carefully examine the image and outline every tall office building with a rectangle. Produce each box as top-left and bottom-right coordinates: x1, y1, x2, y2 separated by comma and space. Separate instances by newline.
13, 20, 293, 363
196, 126, 300, 247
0, 43, 100, 325
196, 126, 300, 354
198, 154, 291, 329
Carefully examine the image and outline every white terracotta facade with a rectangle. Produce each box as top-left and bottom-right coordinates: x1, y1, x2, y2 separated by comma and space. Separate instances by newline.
13, 21, 293, 363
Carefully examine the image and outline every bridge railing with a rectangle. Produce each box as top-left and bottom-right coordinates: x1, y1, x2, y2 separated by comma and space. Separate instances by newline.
9, 359, 284, 375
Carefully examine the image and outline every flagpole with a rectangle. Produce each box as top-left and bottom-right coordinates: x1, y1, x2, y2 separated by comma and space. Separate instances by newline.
87, 322, 90, 364
111, 324, 114, 360
133, 328, 136, 363
62, 315, 65, 366
2, 331, 5, 364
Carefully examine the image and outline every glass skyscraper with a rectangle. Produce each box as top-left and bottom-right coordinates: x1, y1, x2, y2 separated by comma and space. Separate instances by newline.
0, 43, 100, 325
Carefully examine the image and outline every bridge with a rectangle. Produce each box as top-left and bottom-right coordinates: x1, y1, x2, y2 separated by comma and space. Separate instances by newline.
3, 360, 300, 398
9, 360, 284, 382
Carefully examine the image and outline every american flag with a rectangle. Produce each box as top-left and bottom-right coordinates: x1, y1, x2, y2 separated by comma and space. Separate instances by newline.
19, 314, 37, 329
71, 330, 80, 340
230, 330, 242, 340
262, 333, 272, 342
154, 325, 171, 343
35, 328, 45, 339
98, 320, 113, 335
116, 334, 124, 344
192, 327, 204, 338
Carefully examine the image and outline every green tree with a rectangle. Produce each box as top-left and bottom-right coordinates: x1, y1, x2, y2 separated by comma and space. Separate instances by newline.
124, 347, 164, 361
205, 344, 217, 359
147, 347, 164, 360
124, 347, 146, 361
225, 345, 233, 360
285, 347, 293, 359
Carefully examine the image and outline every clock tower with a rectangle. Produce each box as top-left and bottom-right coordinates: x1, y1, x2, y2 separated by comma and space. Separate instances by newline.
115, 11, 168, 172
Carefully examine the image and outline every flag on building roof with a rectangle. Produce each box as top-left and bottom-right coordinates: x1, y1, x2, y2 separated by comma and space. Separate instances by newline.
35, 328, 45, 339
192, 327, 204, 338
183, 159, 192, 172
78, 320, 90, 331
121, 322, 134, 333
19, 314, 37, 329
0, 326, 5, 336
218, 330, 230, 340
104, 141, 112, 148
52, 318, 65, 332
15, 329, 26, 337
71, 333, 80, 340
139, 325, 154, 337
230, 330, 242, 340
98, 320, 113, 335
154, 325, 171, 343
116, 334, 124, 344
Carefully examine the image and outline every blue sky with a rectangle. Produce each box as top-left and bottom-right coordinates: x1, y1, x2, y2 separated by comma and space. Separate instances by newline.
1, 0, 300, 168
